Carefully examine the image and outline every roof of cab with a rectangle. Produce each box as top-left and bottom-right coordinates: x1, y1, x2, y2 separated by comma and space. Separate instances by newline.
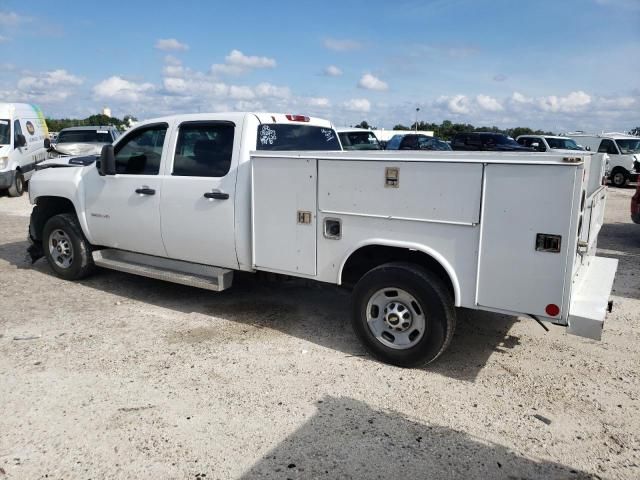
131, 112, 333, 129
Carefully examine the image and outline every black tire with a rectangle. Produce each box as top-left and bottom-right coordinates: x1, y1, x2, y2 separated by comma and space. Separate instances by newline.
42, 213, 95, 280
7, 171, 24, 197
352, 262, 456, 367
610, 169, 628, 188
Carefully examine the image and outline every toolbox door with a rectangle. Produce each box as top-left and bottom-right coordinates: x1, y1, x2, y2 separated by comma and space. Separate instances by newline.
251, 156, 317, 276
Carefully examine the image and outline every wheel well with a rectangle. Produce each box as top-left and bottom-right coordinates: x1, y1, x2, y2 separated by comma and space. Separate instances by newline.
31, 196, 77, 242
341, 245, 455, 299
610, 166, 628, 175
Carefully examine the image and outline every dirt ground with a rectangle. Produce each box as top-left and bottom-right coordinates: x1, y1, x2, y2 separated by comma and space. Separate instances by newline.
0, 187, 638, 480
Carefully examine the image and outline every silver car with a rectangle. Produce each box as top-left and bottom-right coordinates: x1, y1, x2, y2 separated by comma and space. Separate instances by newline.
49, 126, 120, 157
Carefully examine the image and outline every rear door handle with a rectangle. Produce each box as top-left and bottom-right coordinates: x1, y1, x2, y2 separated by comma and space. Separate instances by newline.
135, 187, 156, 195
204, 192, 229, 200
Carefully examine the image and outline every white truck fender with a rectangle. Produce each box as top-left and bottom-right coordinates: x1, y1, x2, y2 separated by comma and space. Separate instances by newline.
337, 239, 461, 306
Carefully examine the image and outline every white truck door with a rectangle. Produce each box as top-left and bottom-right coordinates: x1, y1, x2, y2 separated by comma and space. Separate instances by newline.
84, 123, 168, 257
159, 120, 239, 269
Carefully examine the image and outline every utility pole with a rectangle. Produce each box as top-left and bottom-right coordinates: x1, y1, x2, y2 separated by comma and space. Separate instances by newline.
415, 107, 420, 132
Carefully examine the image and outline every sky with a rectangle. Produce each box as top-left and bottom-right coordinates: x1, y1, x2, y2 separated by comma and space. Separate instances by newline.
0, 0, 638, 132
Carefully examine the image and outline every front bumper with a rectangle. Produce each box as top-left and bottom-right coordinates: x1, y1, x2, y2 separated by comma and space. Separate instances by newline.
0, 170, 14, 189
568, 256, 618, 340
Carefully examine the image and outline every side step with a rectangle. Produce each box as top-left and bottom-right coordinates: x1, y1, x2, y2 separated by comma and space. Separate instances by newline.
92, 249, 233, 292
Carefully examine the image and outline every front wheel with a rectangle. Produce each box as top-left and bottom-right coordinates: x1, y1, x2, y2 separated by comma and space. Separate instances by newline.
42, 213, 95, 280
610, 170, 628, 188
352, 262, 456, 367
7, 171, 24, 197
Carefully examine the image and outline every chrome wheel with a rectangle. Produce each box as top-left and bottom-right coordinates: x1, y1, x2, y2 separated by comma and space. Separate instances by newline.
366, 287, 426, 350
48, 229, 74, 269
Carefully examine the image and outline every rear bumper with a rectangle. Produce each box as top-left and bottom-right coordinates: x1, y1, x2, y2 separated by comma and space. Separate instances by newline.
568, 256, 618, 340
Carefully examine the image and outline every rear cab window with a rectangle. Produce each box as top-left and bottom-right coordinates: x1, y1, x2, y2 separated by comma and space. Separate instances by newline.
256, 124, 340, 151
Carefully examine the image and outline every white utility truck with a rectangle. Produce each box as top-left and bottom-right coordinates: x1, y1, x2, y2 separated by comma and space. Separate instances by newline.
27, 112, 618, 367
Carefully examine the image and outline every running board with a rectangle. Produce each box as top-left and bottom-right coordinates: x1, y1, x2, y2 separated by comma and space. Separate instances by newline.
92, 249, 233, 292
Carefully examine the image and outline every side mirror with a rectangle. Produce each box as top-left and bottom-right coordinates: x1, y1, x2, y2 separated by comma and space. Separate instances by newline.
584, 146, 590, 151
98, 144, 116, 176
531, 142, 539, 148
44, 138, 51, 149
16, 134, 26, 147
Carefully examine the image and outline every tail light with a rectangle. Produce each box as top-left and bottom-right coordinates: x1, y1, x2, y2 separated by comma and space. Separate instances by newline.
285, 114, 310, 122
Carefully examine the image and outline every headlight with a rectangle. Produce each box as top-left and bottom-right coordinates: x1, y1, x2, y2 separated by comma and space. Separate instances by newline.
0, 156, 8, 170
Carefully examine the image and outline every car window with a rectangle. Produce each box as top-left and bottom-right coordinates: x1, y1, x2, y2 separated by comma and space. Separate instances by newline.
386, 135, 404, 150
14, 120, 23, 144
399, 135, 419, 149
338, 131, 381, 150
173, 122, 235, 177
57, 130, 114, 144
114, 124, 167, 175
598, 139, 618, 155
0, 119, 9, 145
256, 124, 340, 150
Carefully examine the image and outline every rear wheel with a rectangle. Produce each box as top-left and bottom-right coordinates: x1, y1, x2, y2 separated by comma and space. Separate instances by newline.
7, 171, 24, 197
352, 262, 456, 367
610, 170, 628, 188
42, 213, 95, 280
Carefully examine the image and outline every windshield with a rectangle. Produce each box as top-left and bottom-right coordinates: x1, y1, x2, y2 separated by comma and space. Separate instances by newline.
0, 119, 9, 145
386, 135, 404, 150
339, 131, 381, 150
616, 139, 640, 154
546, 138, 581, 150
256, 124, 341, 151
57, 130, 113, 144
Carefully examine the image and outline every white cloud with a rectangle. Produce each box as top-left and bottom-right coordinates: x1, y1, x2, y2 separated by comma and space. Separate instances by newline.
255, 82, 290, 99
93, 76, 155, 102
435, 94, 471, 115
155, 38, 189, 51
307, 97, 331, 108
212, 49, 276, 76
476, 95, 503, 112
229, 85, 255, 100
323, 38, 362, 51
0, 11, 30, 26
358, 73, 388, 91
18, 69, 83, 93
343, 98, 371, 113
538, 91, 591, 113
324, 65, 343, 77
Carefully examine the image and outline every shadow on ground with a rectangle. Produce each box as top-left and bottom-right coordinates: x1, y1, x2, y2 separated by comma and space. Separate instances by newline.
0, 235, 520, 381
239, 396, 594, 479
597, 221, 640, 301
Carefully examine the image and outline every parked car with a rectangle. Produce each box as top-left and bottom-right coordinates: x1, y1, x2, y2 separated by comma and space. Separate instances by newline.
385, 133, 451, 151
566, 133, 640, 187
0, 102, 50, 197
632, 181, 640, 224
516, 135, 583, 152
451, 132, 532, 151
27, 112, 616, 367
337, 128, 382, 150
49, 126, 120, 157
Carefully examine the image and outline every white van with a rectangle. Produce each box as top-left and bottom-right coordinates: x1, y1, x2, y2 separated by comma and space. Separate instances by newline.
567, 132, 640, 187
0, 103, 50, 197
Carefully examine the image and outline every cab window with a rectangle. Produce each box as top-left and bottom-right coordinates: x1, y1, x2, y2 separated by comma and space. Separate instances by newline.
14, 120, 24, 145
173, 122, 235, 177
598, 139, 619, 155
114, 124, 167, 175
0, 120, 9, 145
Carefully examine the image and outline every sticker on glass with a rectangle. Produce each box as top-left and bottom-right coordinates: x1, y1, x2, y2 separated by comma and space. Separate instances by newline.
260, 125, 276, 145
321, 128, 335, 142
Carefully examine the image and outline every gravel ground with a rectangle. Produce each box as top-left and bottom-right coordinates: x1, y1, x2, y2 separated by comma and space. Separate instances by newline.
0, 187, 638, 480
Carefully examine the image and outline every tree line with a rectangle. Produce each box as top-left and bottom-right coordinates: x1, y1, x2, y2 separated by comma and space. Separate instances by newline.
46, 114, 138, 132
